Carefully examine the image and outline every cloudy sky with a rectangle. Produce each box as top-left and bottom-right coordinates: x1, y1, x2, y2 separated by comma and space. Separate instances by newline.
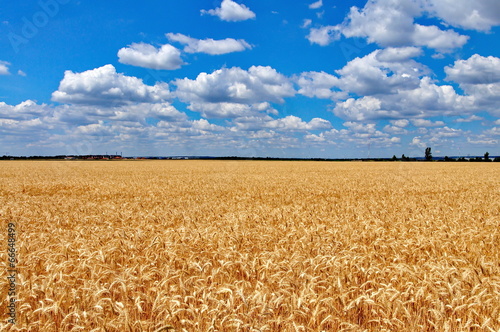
1, 0, 499, 158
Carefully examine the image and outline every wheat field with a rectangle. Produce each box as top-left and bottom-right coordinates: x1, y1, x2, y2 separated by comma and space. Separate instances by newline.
0, 160, 499, 331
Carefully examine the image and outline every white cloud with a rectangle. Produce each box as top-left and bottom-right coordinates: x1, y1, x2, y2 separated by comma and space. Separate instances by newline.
410, 136, 427, 149
389, 77, 475, 115
0, 100, 49, 120
174, 66, 295, 105
406, 126, 474, 153
0, 118, 48, 133
309, 0, 323, 10
454, 115, 483, 123
166, 33, 251, 55
143, 103, 188, 122
383, 124, 408, 135
73, 121, 114, 137
445, 54, 500, 85
375, 47, 423, 62
295, 48, 500, 124
484, 127, 500, 136
333, 97, 383, 121
296, 71, 342, 99
231, 115, 331, 132
390, 119, 410, 127
334, 49, 427, 96
297, 49, 482, 121
306, 26, 340, 46
467, 136, 499, 145
187, 102, 275, 119
342, 122, 395, 142
117, 43, 184, 70
17, 70, 26, 76
298, 48, 429, 101
0, 61, 10, 75
332, 76, 475, 121
308, 0, 469, 51
201, 0, 256, 22
411, 24, 468, 51
191, 119, 225, 132
266, 116, 331, 131
52, 64, 170, 106
424, 0, 500, 32
445, 54, 500, 114
411, 119, 445, 127
305, 122, 401, 149
51, 102, 188, 127
428, 126, 464, 138
302, 19, 312, 28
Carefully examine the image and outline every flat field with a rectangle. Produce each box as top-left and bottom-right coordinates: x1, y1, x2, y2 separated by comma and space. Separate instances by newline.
1, 160, 499, 331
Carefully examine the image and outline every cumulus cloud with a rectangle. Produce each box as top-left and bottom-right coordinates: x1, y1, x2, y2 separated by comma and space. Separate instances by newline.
0, 118, 49, 134
117, 43, 184, 70
298, 48, 427, 100
297, 49, 485, 121
0, 61, 10, 75
427, 126, 464, 138
306, 26, 340, 46
390, 119, 410, 127
445, 54, 500, 113
201, 0, 256, 22
333, 97, 383, 121
52, 64, 170, 106
187, 102, 275, 119
445, 54, 500, 85
334, 49, 427, 96
484, 127, 500, 136
137, 103, 188, 122
166, 33, 252, 55
0, 100, 49, 120
266, 116, 331, 131
191, 119, 225, 132
424, 0, 500, 31
467, 136, 499, 145
52, 102, 188, 128
410, 136, 427, 149
332, 77, 475, 121
454, 115, 483, 123
174, 66, 295, 105
307, 0, 471, 51
296, 71, 342, 99
383, 124, 409, 135
305, 122, 401, 149
411, 119, 445, 127
375, 47, 423, 62
231, 115, 331, 132
406, 126, 473, 153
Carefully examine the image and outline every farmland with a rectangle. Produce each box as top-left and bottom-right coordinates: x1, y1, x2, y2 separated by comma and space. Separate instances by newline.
1, 160, 499, 331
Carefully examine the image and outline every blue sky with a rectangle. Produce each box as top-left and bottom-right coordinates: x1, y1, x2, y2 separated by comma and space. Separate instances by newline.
1, 0, 499, 158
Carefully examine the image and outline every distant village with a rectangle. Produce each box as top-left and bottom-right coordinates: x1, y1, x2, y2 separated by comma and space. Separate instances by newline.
0, 154, 190, 161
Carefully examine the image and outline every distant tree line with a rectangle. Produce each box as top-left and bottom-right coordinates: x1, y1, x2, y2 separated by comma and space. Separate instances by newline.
2, 150, 500, 162
442, 152, 499, 162
392, 148, 499, 162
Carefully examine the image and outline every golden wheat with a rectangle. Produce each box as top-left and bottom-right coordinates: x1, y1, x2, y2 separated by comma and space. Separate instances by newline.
0, 160, 499, 331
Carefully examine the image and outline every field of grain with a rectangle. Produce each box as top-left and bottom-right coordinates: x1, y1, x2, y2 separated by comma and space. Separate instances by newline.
0, 160, 499, 331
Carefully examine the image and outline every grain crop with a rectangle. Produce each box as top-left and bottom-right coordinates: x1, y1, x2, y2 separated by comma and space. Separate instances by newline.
0, 160, 499, 331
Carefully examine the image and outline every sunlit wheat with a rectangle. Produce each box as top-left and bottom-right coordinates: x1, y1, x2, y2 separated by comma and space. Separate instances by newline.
0, 160, 499, 331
